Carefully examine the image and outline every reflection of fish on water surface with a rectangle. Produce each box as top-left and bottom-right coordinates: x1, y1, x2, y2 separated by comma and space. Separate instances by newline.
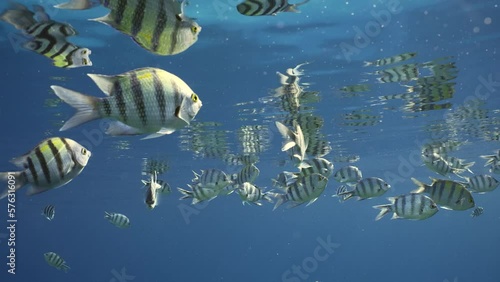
237, 0, 310, 16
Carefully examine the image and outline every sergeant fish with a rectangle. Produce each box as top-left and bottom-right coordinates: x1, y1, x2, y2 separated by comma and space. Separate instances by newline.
0, 137, 91, 199
51, 67, 202, 139
54, 0, 201, 55
237, 0, 310, 16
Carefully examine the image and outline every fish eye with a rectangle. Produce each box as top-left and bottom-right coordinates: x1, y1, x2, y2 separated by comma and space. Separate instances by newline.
191, 26, 198, 33
82, 50, 87, 55
81, 148, 87, 155
191, 93, 198, 102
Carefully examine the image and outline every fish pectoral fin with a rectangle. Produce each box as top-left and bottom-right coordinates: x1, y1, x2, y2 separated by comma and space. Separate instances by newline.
305, 198, 318, 207
282, 141, 296, 152
141, 128, 176, 140
175, 104, 191, 125
105, 121, 143, 136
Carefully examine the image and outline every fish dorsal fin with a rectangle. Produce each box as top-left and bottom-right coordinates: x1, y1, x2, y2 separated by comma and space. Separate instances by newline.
87, 74, 116, 96
90, 13, 120, 30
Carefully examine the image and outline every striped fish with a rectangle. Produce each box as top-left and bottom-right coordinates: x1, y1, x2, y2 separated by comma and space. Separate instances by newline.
51, 67, 202, 139
471, 206, 484, 218
0, 3, 92, 68
141, 171, 162, 209
411, 178, 475, 211
42, 204, 55, 220
491, 162, 500, 174
338, 177, 390, 201
421, 152, 465, 177
237, 0, 310, 16
231, 164, 260, 185
104, 212, 131, 228
44, 252, 70, 272
480, 150, 500, 166
465, 174, 499, 194
363, 52, 417, 67
333, 166, 362, 184
192, 169, 232, 191
373, 193, 438, 221
0, 137, 91, 200
282, 157, 334, 183
237, 182, 273, 206
374, 64, 419, 83
441, 155, 474, 173
178, 184, 219, 205
55, 0, 201, 55
273, 173, 328, 210
333, 185, 349, 203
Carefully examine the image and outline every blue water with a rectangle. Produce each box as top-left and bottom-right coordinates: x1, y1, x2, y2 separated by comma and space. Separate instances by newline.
0, 0, 499, 281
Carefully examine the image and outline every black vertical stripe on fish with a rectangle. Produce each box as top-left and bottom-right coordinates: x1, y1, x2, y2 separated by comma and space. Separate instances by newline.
35, 147, 51, 184
248, 0, 265, 16
153, 70, 166, 123
130, 72, 147, 126
102, 99, 112, 116
447, 183, 456, 204
456, 188, 465, 205
410, 192, 416, 215
263, 0, 280, 15
169, 16, 181, 55
27, 156, 39, 186
47, 139, 65, 180
59, 25, 70, 37
60, 137, 77, 170
63, 47, 79, 68
113, 80, 128, 122
37, 24, 58, 55
172, 80, 181, 114
401, 194, 406, 216
131, 0, 146, 37
151, 0, 167, 52
50, 42, 71, 59
114, 0, 128, 25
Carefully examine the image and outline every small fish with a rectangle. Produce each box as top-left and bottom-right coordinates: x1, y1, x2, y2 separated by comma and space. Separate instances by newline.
231, 164, 260, 186
471, 207, 484, 218
374, 64, 419, 83
411, 178, 475, 211
273, 173, 328, 210
42, 204, 55, 220
465, 174, 499, 194
421, 152, 465, 177
333, 166, 362, 184
338, 177, 391, 201
363, 52, 417, 67
51, 67, 202, 139
55, 0, 201, 55
223, 153, 259, 166
44, 252, 70, 272
142, 171, 162, 209
192, 169, 232, 191
104, 212, 131, 228
332, 155, 360, 163
373, 193, 438, 221
441, 155, 474, 173
178, 184, 219, 205
237, 182, 273, 206
0, 137, 91, 200
237, 0, 310, 16
275, 121, 308, 162
480, 150, 500, 166
333, 185, 349, 203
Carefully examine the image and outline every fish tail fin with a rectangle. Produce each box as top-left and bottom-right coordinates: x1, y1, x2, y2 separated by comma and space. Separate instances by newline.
51, 85, 100, 131
0, 171, 26, 200
0, 3, 37, 31
54, 0, 101, 10
463, 161, 475, 173
363, 61, 373, 67
373, 204, 393, 221
104, 211, 111, 219
286, 0, 310, 13
272, 193, 288, 211
410, 177, 426, 193
177, 188, 193, 200
337, 191, 354, 201
263, 193, 274, 204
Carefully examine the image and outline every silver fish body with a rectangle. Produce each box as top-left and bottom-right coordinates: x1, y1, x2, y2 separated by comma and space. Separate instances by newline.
238, 182, 273, 206
339, 177, 390, 201
51, 67, 202, 139
44, 252, 70, 272
105, 212, 131, 228
192, 169, 232, 191
237, 0, 310, 16
411, 178, 475, 211
273, 173, 328, 210
466, 174, 499, 194
42, 204, 55, 220
373, 193, 438, 220
178, 184, 219, 205
333, 166, 362, 184
0, 137, 91, 200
